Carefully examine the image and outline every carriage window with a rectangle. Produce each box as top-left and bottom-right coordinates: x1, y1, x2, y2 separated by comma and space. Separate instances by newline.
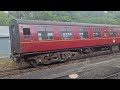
61, 27, 73, 40
94, 32, 101, 38
110, 31, 116, 37
62, 31, 73, 39
109, 28, 116, 37
79, 28, 89, 38
23, 28, 31, 39
38, 26, 54, 40
38, 31, 54, 40
79, 32, 89, 38
93, 28, 101, 38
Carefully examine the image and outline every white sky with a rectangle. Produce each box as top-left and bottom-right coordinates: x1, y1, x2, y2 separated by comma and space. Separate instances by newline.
104, 11, 107, 13
4, 11, 8, 14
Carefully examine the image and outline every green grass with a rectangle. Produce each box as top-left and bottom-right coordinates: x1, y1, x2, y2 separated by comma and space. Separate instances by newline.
0, 60, 16, 67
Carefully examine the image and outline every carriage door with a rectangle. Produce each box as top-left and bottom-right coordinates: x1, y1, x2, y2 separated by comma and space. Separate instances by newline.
23, 28, 32, 41
103, 28, 109, 44
103, 29, 108, 38
22, 26, 33, 52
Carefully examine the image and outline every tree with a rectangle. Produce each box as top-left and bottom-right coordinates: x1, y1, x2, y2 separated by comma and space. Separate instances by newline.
0, 11, 15, 26
5, 11, 120, 25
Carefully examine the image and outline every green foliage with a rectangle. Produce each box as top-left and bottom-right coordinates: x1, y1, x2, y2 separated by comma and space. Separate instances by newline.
0, 11, 15, 26
0, 11, 10, 26
1, 11, 120, 26
78, 17, 119, 25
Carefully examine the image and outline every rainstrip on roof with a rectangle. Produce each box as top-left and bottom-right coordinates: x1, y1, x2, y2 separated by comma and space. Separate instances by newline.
11, 19, 120, 28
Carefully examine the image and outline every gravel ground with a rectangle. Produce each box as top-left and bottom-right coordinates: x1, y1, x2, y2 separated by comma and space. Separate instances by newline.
1, 52, 120, 79
58, 66, 120, 79
1, 57, 120, 79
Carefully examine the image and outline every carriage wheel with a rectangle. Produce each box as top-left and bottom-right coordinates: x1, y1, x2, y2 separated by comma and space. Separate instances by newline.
30, 60, 38, 68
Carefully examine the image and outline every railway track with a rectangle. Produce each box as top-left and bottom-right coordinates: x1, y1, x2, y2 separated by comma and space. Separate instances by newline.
101, 72, 120, 79
1, 50, 120, 78
56, 68, 120, 79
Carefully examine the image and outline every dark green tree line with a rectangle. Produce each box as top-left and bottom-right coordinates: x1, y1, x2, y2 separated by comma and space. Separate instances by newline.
1, 11, 120, 26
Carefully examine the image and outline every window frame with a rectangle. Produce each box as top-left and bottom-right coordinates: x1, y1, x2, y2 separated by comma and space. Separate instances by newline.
110, 28, 116, 37
93, 27, 101, 38
79, 27, 89, 39
23, 28, 31, 39
37, 26, 54, 40
61, 27, 73, 40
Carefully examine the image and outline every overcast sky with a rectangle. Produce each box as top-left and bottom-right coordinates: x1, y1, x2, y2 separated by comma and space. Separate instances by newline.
4, 11, 8, 14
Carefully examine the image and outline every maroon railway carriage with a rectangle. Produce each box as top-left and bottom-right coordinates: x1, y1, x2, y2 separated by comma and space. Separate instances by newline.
9, 19, 120, 67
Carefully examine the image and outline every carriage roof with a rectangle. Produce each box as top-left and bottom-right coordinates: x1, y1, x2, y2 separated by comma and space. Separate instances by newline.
11, 19, 120, 28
